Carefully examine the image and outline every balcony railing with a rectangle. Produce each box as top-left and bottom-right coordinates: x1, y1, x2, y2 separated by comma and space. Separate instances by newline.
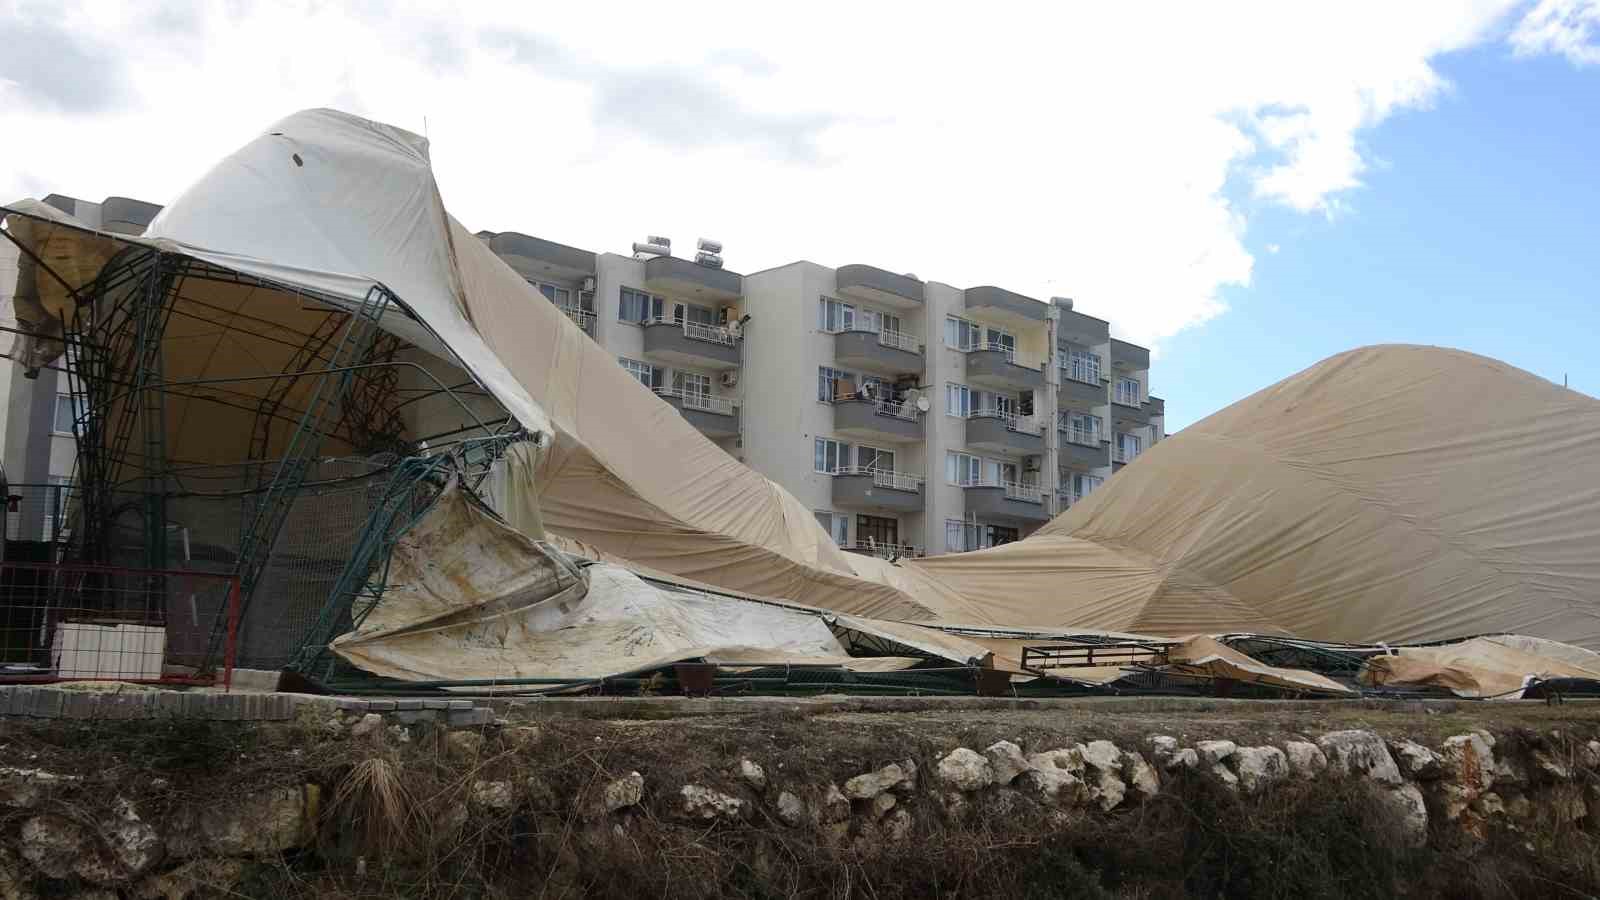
837, 393, 921, 421
1060, 425, 1101, 447
654, 387, 736, 416
833, 466, 923, 493
844, 541, 924, 560
1114, 445, 1139, 464
967, 409, 1043, 435
1113, 384, 1142, 406
557, 305, 597, 335
958, 478, 1044, 503
648, 316, 738, 346
826, 324, 923, 355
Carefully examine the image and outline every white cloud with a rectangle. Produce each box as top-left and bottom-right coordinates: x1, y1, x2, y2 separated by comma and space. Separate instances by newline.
1512, 0, 1600, 65
0, 1, 1527, 349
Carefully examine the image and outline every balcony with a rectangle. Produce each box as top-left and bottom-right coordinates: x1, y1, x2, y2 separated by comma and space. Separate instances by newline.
832, 327, 924, 376
842, 540, 925, 560
965, 344, 1045, 392
643, 255, 742, 303
1146, 396, 1165, 420
964, 285, 1048, 327
965, 411, 1045, 455
1058, 428, 1110, 468
1058, 367, 1108, 407
641, 318, 741, 369
833, 396, 924, 444
1110, 338, 1150, 372
556, 305, 597, 338
1113, 443, 1141, 466
962, 480, 1050, 524
835, 264, 924, 310
655, 388, 739, 439
831, 467, 924, 514
481, 230, 597, 282
1111, 397, 1151, 428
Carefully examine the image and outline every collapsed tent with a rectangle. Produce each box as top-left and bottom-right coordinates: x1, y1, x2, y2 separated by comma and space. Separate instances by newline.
4, 107, 1599, 696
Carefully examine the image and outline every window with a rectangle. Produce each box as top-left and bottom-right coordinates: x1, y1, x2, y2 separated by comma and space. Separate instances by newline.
814, 510, 849, 546
1115, 376, 1141, 405
946, 451, 982, 486
1068, 472, 1104, 498
857, 446, 895, 473
814, 438, 852, 474
43, 475, 72, 539
53, 395, 81, 435
1066, 349, 1101, 384
1062, 411, 1101, 444
944, 315, 980, 350
819, 298, 855, 332
945, 519, 975, 553
675, 302, 715, 326
986, 525, 1020, 547
984, 459, 1018, 485
945, 383, 971, 418
618, 357, 655, 388
529, 280, 572, 307
855, 514, 899, 549
984, 327, 1016, 355
818, 367, 853, 402
971, 391, 1013, 418
619, 287, 665, 323
1117, 431, 1142, 461
675, 371, 711, 402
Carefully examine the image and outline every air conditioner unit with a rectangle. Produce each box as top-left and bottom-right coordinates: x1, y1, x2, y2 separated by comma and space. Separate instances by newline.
719, 370, 739, 388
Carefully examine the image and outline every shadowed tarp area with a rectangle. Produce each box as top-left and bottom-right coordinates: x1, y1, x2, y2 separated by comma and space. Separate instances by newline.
6, 108, 1599, 677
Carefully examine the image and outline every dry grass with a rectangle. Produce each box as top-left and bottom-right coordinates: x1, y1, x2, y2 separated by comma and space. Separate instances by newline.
4, 704, 1600, 898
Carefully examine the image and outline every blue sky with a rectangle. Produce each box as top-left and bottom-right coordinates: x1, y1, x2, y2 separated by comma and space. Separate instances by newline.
1161, 43, 1599, 430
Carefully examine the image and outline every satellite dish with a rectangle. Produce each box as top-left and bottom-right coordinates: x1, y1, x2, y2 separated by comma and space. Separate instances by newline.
915, 396, 931, 413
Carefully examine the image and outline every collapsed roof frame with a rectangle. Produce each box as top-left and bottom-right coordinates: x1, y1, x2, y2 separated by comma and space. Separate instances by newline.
1, 208, 527, 676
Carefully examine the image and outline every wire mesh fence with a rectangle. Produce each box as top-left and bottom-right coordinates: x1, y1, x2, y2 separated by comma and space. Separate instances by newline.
0, 561, 238, 686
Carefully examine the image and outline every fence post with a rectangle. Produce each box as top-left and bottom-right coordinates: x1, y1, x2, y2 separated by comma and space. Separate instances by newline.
223, 576, 242, 692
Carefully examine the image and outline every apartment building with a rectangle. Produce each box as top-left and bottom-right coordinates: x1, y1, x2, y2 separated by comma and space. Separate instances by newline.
1, 193, 163, 541
481, 229, 1165, 559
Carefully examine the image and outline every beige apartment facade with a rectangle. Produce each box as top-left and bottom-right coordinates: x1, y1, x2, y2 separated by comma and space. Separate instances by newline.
480, 228, 1166, 558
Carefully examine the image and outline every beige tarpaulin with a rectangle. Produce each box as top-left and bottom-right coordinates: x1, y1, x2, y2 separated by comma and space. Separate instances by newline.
1166, 635, 1354, 695
1358, 635, 1600, 699
10, 108, 1600, 670
332, 481, 926, 683
895, 345, 1600, 649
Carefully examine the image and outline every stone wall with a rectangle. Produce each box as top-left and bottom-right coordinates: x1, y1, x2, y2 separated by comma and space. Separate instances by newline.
3, 696, 1600, 898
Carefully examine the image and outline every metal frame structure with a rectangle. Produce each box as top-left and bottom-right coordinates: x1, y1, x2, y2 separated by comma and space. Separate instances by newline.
0, 211, 519, 678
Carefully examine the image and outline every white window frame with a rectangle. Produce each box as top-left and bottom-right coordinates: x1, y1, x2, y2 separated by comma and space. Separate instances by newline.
52, 394, 79, 435
1115, 376, 1142, 406
819, 297, 856, 332
675, 371, 712, 402
814, 509, 849, 546
943, 315, 980, 351
1065, 349, 1102, 384
857, 445, 895, 474
529, 279, 573, 307
1117, 431, 1142, 460
945, 383, 971, 418
618, 357, 654, 387
814, 437, 852, 474
619, 287, 665, 324
946, 451, 982, 486
818, 366, 853, 402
